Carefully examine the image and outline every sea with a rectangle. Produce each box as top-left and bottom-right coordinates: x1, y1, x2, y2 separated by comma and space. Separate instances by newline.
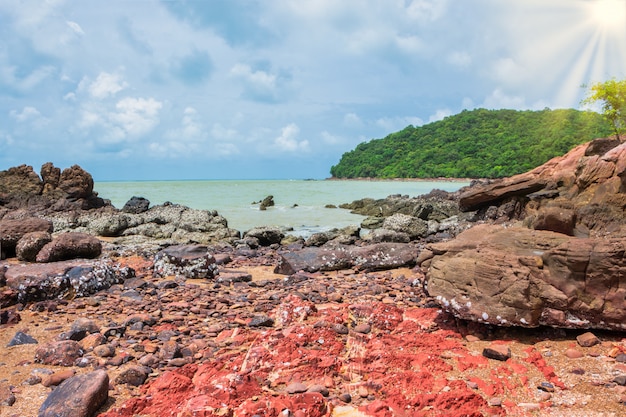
94, 179, 470, 237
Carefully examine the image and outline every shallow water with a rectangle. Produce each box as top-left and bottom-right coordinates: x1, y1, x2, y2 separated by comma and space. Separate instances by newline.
94, 179, 469, 236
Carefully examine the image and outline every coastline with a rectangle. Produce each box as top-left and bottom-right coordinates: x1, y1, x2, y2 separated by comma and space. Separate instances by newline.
325, 176, 473, 183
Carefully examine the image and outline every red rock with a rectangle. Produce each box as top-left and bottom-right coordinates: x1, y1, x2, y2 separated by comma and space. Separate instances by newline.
35, 340, 83, 366
36, 232, 102, 262
42, 369, 76, 387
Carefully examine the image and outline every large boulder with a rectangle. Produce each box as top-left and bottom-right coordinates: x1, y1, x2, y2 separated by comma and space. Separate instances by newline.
4, 259, 134, 305
421, 224, 626, 330
275, 242, 418, 274
39, 370, 109, 417
36, 232, 102, 262
0, 217, 54, 257
153, 244, 219, 279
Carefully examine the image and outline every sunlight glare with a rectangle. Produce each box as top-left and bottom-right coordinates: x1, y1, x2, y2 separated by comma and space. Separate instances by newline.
588, 0, 626, 32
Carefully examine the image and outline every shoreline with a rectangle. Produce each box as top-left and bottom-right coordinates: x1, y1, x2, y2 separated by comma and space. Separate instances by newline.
325, 176, 473, 183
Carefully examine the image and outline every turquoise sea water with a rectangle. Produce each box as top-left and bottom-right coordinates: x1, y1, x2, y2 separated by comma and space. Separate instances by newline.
94, 180, 469, 236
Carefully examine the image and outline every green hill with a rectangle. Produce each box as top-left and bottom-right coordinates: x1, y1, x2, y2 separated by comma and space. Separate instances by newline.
330, 108, 613, 179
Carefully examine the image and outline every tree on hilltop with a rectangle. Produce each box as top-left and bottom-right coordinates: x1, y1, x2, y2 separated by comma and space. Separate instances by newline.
582, 78, 626, 141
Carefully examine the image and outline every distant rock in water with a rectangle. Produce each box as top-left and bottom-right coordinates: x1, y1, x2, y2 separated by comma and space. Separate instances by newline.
259, 195, 275, 211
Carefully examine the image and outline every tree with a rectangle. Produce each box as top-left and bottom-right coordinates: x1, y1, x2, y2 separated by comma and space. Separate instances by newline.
582, 78, 626, 141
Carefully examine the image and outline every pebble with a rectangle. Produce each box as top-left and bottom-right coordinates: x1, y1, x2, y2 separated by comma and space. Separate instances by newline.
338, 392, 352, 403
285, 382, 308, 394
353, 323, 371, 334
565, 348, 584, 359
518, 403, 541, 411
613, 375, 626, 386
488, 397, 502, 407
576, 332, 600, 347
482, 343, 511, 361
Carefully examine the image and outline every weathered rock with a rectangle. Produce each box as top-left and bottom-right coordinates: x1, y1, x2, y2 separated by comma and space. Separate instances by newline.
57, 165, 94, 199
305, 225, 360, 247
36, 232, 102, 262
382, 213, 429, 240
528, 207, 576, 235
40, 162, 61, 193
364, 228, 411, 243
259, 195, 275, 210
576, 332, 600, 347
122, 196, 150, 214
35, 340, 83, 366
59, 318, 100, 341
0, 382, 16, 406
153, 244, 218, 279
244, 226, 284, 246
275, 243, 418, 274
7, 331, 38, 346
423, 223, 626, 330
0, 164, 43, 196
115, 365, 151, 386
16, 231, 53, 261
4, 259, 134, 305
38, 370, 109, 417
482, 344, 511, 361
0, 217, 53, 256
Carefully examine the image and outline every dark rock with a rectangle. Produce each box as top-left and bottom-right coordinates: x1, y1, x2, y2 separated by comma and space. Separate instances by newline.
248, 315, 275, 327
7, 331, 38, 346
35, 340, 83, 366
4, 260, 133, 305
275, 243, 417, 275
122, 196, 150, 214
0, 164, 43, 196
36, 232, 102, 262
40, 162, 61, 192
482, 344, 511, 361
16, 231, 53, 261
115, 365, 151, 386
57, 165, 94, 199
244, 226, 285, 246
259, 195, 275, 210
59, 318, 100, 341
38, 370, 109, 417
153, 244, 218, 279
613, 375, 626, 386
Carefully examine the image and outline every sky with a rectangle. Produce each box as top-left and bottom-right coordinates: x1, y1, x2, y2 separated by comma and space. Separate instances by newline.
1, 0, 625, 180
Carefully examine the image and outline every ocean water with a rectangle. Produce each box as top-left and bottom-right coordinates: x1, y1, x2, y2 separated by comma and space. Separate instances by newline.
94, 179, 469, 236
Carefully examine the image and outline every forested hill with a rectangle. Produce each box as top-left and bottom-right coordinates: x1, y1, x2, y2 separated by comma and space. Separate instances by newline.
330, 108, 613, 179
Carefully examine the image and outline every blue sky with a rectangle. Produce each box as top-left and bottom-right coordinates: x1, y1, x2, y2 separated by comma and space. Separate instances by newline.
1, 0, 625, 180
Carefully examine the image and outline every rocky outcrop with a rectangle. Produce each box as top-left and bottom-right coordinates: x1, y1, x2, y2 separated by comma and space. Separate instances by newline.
458, 138, 626, 235
274, 242, 418, 274
420, 224, 626, 330
0, 163, 106, 211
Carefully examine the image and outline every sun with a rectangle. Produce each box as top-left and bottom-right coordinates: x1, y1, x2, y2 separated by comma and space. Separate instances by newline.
588, 0, 626, 32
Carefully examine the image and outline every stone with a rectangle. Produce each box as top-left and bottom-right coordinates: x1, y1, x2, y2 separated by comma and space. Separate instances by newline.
0, 217, 53, 256
59, 318, 100, 341
382, 213, 429, 240
0, 382, 16, 406
614, 376, 626, 386
42, 369, 76, 387
7, 331, 38, 346
423, 224, 626, 330
153, 244, 219, 279
57, 164, 94, 199
274, 243, 418, 275
482, 343, 511, 361
35, 340, 83, 366
115, 365, 151, 386
36, 232, 102, 262
353, 323, 371, 334
286, 382, 308, 394
39, 370, 109, 417
248, 315, 274, 327
577, 332, 600, 347
16, 231, 53, 261
93, 344, 116, 358
4, 260, 133, 305
244, 226, 284, 246
565, 348, 584, 359
122, 196, 150, 214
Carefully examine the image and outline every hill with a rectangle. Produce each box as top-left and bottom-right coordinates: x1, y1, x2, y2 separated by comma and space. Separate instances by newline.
330, 108, 613, 178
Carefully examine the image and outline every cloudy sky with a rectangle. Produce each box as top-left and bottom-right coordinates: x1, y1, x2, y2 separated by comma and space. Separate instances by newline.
1, 0, 625, 180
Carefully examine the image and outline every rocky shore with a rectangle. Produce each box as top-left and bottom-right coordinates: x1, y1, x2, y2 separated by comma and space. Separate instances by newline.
1, 137, 626, 416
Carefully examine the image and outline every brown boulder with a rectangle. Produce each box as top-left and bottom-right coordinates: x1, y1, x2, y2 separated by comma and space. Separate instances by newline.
36, 232, 102, 262
35, 340, 83, 366
58, 165, 94, 199
40, 162, 61, 193
422, 224, 626, 330
0, 217, 54, 256
0, 164, 43, 196
39, 370, 109, 417
16, 230, 53, 261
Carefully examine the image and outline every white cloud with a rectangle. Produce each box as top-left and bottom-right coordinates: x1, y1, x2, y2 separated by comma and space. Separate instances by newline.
66, 21, 85, 36
376, 116, 424, 131
110, 97, 162, 137
481, 89, 526, 109
165, 107, 205, 141
343, 112, 363, 128
447, 51, 471, 69
429, 109, 452, 123
321, 131, 343, 145
273, 123, 309, 152
87, 72, 128, 99
10, 106, 42, 122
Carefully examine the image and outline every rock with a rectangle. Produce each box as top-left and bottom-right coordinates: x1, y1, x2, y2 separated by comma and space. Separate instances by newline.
482, 344, 511, 361
39, 370, 109, 417
565, 348, 584, 359
353, 323, 371, 334
58, 318, 100, 341
423, 223, 626, 330
7, 331, 38, 346
57, 165, 94, 199
576, 332, 600, 347
244, 226, 285, 246
115, 365, 151, 386
382, 213, 428, 240
529, 207, 576, 235
40, 162, 61, 192
122, 196, 150, 214
0, 164, 43, 198
153, 244, 219, 279
614, 375, 626, 386
42, 369, 76, 387
248, 315, 274, 327
0, 383, 16, 406
259, 195, 275, 210
36, 232, 102, 262
93, 344, 116, 358
364, 228, 410, 243
286, 382, 308, 394
35, 340, 83, 366
0, 217, 53, 256
16, 231, 53, 261
274, 243, 418, 275
4, 260, 134, 305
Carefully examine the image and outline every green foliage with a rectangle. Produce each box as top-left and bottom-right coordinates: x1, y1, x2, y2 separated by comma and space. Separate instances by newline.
582, 78, 626, 140
330, 108, 612, 179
